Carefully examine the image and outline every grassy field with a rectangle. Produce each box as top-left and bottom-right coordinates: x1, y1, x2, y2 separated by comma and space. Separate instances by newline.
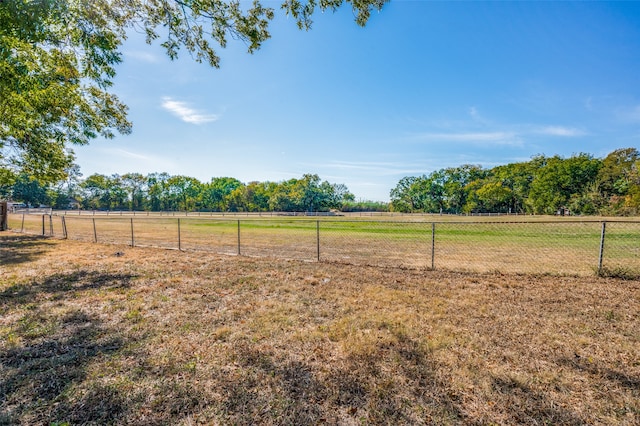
8, 213, 640, 276
1, 233, 639, 424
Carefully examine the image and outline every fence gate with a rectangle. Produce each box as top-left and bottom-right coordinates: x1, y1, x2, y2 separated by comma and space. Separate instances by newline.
0, 202, 7, 231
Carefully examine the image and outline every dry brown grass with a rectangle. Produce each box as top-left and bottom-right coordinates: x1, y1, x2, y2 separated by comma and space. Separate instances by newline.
1, 233, 639, 425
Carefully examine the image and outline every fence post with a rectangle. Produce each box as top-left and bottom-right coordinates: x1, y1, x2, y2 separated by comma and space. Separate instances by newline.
178, 218, 181, 251
130, 217, 135, 247
317, 220, 320, 262
42, 215, 45, 235
21, 214, 25, 232
431, 222, 436, 270
49, 215, 53, 236
0, 201, 6, 231
93, 218, 97, 243
598, 221, 606, 274
62, 216, 68, 239
237, 220, 241, 255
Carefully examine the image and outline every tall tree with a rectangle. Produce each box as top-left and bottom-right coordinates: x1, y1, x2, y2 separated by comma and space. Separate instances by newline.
121, 172, 147, 210
165, 175, 202, 211
440, 165, 486, 214
491, 161, 538, 214
11, 173, 49, 206
147, 172, 171, 211
242, 181, 275, 211
528, 154, 601, 214
390, 174, 446, 213
624, 161, 640, 213
204, 177, 244, 211
598, 148, 639, 198
48, 163, 82, 209
0, 168, 16, 200
80, 173, 127, 210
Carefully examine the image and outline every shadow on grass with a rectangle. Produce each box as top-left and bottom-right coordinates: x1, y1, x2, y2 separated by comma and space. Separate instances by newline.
0, 234, 51, 266
1, 267, 219, 425
490, 375, 585, 425
217, 331, 466, 424
0, 270, 134, 308
557, 356, 640, 391
0, 310, 125, 425
214, 332, 597, 424
0, 270, 137, 425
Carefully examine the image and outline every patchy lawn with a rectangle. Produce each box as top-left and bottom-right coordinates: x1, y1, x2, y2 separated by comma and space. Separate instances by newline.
1, 233, 638, 425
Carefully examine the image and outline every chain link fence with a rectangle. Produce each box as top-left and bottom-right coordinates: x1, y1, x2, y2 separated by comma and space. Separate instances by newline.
6, 213, 640, 277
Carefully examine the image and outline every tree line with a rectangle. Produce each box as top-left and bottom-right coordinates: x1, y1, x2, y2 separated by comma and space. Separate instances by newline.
3, 171, 388, 213
4, 147, 639, 216
389, 148, 640, 215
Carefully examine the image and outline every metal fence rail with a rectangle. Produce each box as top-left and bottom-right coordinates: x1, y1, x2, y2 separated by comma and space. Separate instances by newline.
6, 213, 640, 277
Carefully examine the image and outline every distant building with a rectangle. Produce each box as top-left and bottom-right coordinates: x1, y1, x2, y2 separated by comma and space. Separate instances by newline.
8, 202, 26, 212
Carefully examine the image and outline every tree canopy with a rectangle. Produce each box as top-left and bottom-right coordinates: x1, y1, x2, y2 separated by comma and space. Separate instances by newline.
5, 170, 360, 213
1, 0, 131, 182
0, 0, 387, 185
6, 148, 639, 216
389, 148, 640, 216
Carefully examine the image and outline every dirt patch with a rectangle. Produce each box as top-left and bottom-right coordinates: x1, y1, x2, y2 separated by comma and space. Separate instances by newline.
1, 233, 638, 424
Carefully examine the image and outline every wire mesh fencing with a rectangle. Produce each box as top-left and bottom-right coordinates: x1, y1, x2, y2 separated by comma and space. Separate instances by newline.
431, 221, 602, 275
599, 221, 640, 277
6, 214, 640, 277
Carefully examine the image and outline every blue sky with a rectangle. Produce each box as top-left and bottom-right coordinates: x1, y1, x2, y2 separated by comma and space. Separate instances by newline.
75, 1, 640, 202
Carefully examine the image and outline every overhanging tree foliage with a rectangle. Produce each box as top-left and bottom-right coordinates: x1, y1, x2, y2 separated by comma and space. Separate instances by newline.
0, 0, 388, 185
1, 0, 131, 183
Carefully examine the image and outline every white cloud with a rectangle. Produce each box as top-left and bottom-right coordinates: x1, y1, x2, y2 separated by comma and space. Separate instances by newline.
412, 132, 521, 146
537, 126, 586, 137
103, 148, 175, 168
294, 160, 424, 177
312, 161, 439, 180
161, 97, 219, 124
111, 148, 153, 161
80, 147, 178, 174
323, 161, 425, 176
328, 161, 400, 171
